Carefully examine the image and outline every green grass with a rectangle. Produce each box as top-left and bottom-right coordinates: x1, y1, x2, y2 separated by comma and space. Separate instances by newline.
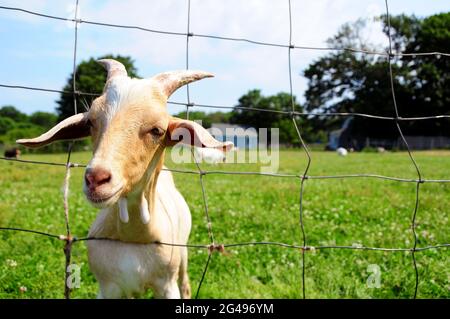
0, 149, 449, 298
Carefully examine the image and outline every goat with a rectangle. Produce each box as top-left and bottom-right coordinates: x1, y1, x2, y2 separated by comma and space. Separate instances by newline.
17, 59, 233, 299
4, 147, 21, 159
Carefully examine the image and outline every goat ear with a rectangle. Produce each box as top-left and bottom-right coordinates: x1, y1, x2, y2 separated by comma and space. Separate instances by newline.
166, 117, 233, 151
16, 113, 91, 148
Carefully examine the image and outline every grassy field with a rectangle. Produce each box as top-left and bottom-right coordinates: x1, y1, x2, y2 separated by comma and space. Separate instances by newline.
0, 149, 449, 299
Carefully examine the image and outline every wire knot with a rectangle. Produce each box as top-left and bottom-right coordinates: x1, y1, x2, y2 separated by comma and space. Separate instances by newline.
302, 246, 316, 253
208, 243, 225, 253
187, 32, 194, 37
59, 234, 74, 242
186, 102, 195, 108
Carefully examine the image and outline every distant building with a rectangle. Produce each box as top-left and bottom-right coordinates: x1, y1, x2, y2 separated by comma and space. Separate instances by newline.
210, 123, 258, 149
327, 117, 355, 150
327, 116, 450, 150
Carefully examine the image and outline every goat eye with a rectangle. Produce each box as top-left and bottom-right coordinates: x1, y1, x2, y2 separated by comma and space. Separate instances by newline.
150, 127, 164, 137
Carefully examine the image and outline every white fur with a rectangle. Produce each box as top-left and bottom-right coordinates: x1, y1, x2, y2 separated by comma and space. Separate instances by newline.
105, 77, 155, 122
87, 169, 191, 299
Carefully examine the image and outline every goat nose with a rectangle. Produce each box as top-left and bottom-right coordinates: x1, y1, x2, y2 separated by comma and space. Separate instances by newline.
85, 168, 112, 188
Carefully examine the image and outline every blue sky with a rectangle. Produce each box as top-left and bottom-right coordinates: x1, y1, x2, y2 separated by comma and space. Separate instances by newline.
0, 0, 449, 115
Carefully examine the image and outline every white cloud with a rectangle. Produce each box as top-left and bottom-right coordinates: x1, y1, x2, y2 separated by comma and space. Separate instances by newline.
75, 0, 393, 108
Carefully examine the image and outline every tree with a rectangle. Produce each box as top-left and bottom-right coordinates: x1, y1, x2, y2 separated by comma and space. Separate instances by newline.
173, 111, 231, 128
29, 111, 57, 129
207, 111, 232, 127
5, 126, 43, 143
230, 90, 311, 144
0, 116, 15, 135
390, 13, 450, 136
304, 19, 397, 118
56, 55, 139, 121
0, 105, 28, 123
303, 13, 450, 140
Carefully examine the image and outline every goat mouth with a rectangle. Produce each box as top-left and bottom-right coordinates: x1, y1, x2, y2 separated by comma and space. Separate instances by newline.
86, 186, 123, 207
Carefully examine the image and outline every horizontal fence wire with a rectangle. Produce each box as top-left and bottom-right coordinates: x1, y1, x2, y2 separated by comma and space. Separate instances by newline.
0, 227, 449, 253
2, 156, 450, 183
0, 0, 449, 299
1, 83, 450, 121
1, 4, 450, 57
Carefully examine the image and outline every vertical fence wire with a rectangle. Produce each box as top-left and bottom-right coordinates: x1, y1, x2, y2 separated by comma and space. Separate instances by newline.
185, 0, 192, 120
62, 0, 80, 300
384, 0, 421, 298
182, 0, 216, 299
287, 0, 312, 299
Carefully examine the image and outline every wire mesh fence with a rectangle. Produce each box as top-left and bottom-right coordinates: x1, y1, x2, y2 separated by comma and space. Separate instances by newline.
0, 0, 449, 299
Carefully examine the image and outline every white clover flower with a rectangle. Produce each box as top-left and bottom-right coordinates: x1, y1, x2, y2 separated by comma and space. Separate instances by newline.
6, 259, 17, 267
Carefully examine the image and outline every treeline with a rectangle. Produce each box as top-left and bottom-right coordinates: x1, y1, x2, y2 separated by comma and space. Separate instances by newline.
0, 105, 77, 153
1, 12, 448, 152
303, 13, 450, 140
173, 92, 326, 146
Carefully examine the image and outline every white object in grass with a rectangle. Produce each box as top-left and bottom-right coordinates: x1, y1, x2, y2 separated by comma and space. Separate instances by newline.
337, 147, 348, 156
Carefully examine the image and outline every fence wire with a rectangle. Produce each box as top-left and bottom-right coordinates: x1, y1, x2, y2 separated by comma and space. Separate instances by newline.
0, 0, 449, 299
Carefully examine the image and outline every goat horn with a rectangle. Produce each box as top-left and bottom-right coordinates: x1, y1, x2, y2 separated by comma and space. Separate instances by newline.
97, 59, 128, 80
152, 70, 214, 98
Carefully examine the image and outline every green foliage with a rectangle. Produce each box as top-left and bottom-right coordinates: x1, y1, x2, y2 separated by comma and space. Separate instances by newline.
230, 90, 314, 144
360, 146, 378, 153
0, 117, 15, 135
173, 111, 232, 128
0, 106, 34, 148
380, 14, 421, 52
0, 106, 72, 153
0, 105, 28, 123
174, 104, 313, 145
304, 13, 450, 138
3, 126, 64, 154
29, 112, 57, 130
56, 54, 139, 121
5, 126, 42, 142
0, 150, 448, 298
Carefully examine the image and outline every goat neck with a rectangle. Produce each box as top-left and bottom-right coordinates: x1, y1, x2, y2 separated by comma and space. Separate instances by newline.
113, 149, 165, 243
